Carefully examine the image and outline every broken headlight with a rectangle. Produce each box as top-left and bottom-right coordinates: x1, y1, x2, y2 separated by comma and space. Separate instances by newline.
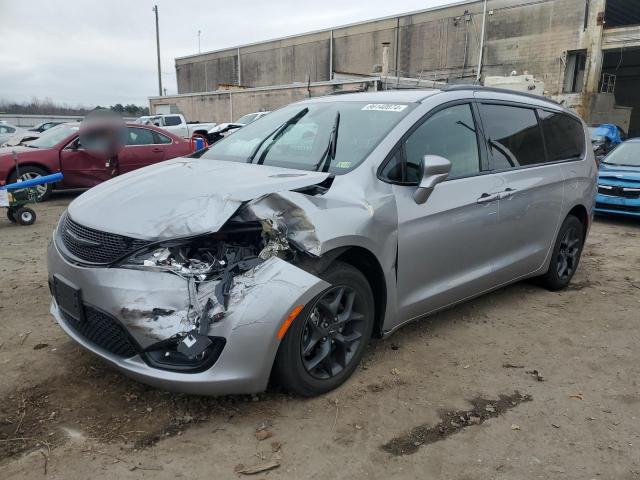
120, 243, 225, 280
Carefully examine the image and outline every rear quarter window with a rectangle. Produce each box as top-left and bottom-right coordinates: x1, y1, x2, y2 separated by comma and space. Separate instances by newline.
538, 110, 585, 161
478, 103, 545, 169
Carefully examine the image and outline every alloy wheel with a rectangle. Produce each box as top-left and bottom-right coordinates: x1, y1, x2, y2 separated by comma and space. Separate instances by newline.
18, 172, 48, 198
556, 227, 581, 280
301, 286, 366, 379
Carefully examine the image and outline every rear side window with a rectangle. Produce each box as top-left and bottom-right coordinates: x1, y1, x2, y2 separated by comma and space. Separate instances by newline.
126, 127, 155, 145
478, 104, 545, 169
538, 110, 585, 161
155, 132, 173, 144
164, 116, 182, 126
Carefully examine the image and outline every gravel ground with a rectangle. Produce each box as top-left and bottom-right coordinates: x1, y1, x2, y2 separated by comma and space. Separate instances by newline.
1, 192, 639, 479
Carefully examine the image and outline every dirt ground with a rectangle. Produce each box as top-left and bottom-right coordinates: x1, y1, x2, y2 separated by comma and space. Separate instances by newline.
1, 192, 639, 479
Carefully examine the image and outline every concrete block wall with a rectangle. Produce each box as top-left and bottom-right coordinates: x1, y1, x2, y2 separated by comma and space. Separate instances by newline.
175, 0, 590, 95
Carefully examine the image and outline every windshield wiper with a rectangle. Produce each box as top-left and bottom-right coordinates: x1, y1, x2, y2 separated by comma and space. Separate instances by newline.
315, 111, 340, 172
246, 107, 308, 164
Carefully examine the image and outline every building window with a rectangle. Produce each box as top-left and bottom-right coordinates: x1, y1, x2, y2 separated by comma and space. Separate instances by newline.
563, 51, 587, 93
604, 0, 640, 28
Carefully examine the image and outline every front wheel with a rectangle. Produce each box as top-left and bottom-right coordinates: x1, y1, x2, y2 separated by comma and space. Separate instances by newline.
273, 261, 374, 396
538, 215, 584, 290
7, 208, 17, 223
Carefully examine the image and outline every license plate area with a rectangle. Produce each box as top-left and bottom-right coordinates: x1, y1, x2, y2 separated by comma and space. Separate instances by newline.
53, 275, 84, 322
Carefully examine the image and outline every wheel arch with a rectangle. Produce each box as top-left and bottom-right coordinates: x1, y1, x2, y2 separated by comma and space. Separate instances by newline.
298, 245, 387, 338
567, 204, 589, 240
7, 162, 52, 183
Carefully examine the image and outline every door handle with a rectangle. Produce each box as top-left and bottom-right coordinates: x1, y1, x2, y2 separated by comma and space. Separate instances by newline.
498, 188, 517, 200
152, 148, 163, 152
477, 192, 500, 204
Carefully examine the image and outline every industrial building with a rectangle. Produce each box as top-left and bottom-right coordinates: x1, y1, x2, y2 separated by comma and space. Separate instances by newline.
149, 0, 640, 136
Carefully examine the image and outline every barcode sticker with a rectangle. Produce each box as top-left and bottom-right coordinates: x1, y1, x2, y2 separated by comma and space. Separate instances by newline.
361, 104, 408, 112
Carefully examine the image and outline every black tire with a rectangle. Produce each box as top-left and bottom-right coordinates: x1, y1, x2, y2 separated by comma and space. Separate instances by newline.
538, 215, 584, 291
8, 165, 52, 202
15, 207, 36, 226
273, 261, 375, 397
6, 208, 17, 223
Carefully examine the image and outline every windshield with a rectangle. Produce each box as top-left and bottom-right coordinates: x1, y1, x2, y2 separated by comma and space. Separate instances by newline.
201, 101, 415, 173
602, 142, 640, 167
28, 125, 79, 148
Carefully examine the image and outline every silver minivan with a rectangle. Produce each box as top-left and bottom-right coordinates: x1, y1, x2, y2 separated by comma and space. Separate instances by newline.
47, 87, 597, 396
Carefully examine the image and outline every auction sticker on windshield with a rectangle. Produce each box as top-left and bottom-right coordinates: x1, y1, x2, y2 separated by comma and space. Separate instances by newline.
361, 104, 408, 112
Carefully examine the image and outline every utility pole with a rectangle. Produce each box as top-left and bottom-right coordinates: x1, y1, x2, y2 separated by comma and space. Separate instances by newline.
476, 0, 488, 83
198, 30, 201, 53
153, 5, 163, 96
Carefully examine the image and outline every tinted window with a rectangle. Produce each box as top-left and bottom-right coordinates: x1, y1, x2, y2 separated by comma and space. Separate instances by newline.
156, 132, 173, 144
0, 126, 15, 133
403, 104, 481, 181
479, 104, 545, 169
539, 111, 585, 161
164, 116, 182, 126
126, 127, 155, 145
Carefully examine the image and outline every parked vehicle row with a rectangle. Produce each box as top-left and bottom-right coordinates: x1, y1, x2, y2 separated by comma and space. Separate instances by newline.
1, 121, 75, 147
47, 87, 596, 397
135, 114, 216, 142
207, 111, 270, 143
0, 122, 193, 201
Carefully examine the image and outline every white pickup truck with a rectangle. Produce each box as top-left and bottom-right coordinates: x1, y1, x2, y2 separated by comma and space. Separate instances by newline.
135, 114, 216, 141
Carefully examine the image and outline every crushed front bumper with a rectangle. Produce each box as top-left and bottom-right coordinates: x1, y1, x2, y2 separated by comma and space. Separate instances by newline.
47, 239, 329, 395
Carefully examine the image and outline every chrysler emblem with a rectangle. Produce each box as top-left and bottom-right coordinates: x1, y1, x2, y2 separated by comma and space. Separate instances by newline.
66, 229, 101, 247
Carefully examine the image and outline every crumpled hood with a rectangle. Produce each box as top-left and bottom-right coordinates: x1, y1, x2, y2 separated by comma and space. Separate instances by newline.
598, 164, 640, 183
68, 157, 330, 241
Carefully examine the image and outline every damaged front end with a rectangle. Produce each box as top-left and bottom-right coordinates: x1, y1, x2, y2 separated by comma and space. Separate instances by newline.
48, 199, 330, 392
115, 218, 300, 370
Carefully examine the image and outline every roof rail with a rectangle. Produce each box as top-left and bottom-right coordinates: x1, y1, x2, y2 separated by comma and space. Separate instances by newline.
442, 84, 560, 105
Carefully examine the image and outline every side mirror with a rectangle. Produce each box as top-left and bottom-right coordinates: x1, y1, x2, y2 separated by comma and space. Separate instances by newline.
413, 155, 452, 204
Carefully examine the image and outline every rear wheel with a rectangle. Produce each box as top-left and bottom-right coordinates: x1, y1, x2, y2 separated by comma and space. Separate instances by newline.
8, 166, 52, 202
538, 215, 584, 290
15, 207, 36, 226
273, 261, 374, 396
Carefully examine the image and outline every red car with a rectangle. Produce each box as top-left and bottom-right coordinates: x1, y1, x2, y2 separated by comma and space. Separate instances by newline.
0, 123, 193, 200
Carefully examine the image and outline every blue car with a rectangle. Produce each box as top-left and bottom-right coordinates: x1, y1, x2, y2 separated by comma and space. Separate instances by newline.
596, 139, 640, 218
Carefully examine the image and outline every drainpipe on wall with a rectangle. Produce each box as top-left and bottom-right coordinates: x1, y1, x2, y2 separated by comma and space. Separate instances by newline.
476, 0, 488, 83
237, 47, 242, 86
329, 29, 333, 80
382, 42, 391, 77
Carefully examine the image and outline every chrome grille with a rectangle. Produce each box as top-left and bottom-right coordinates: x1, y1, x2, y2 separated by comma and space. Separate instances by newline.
59, 214, 150, 264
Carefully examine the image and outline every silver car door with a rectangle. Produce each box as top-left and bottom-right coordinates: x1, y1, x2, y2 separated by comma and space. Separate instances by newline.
384, 102, 504, 323
476, 102, 565, 284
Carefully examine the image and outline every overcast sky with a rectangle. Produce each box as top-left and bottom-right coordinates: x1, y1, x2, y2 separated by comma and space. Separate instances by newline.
0, 0, 462, 107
